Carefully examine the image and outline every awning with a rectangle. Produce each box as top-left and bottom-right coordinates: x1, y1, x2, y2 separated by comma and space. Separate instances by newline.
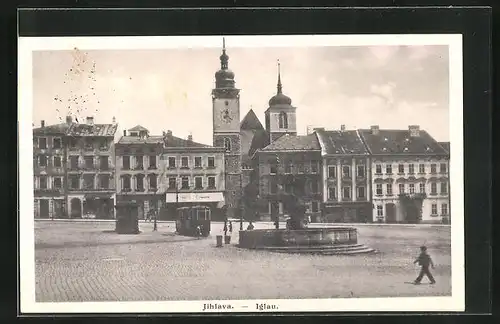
165, 192, 225, 203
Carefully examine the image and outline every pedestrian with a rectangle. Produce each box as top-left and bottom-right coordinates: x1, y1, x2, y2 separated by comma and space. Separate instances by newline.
196, 225, 202, 239
228, 221, 233, 233
223, 221, 228, 236
247, 221, 254, 230
413, 245, 436, 285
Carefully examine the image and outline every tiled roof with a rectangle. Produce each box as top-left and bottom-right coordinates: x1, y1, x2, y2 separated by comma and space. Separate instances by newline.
316, 130, 370, 155
261, 134, 320, 152
438, 141, 450, 153
162, 134, 211, 148
66, 123, 118, 137
117, 136, 164, 145
358, 129, 447, 155
33, 123, 71, 135
128, 125, 149, 132
240, 109, 264, 130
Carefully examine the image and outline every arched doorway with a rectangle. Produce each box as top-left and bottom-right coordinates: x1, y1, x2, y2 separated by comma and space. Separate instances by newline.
70, 198, 82, 219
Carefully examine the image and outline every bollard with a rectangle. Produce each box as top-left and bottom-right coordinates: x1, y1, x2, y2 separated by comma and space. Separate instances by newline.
224, 235, 231, 244
216, 235, 223, 247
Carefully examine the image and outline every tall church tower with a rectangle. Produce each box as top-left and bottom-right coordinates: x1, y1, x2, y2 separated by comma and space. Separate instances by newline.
265, 61, 297, 143
212, 38, 242, 218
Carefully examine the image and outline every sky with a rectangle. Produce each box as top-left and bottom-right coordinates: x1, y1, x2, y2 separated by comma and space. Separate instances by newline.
32, 41, 450, 144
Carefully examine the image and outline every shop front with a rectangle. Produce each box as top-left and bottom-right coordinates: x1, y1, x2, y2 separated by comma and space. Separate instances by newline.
163, 191, 225, 221
323, 202, 372, 223
82, 193, 116, 219
116, 194, 164, 220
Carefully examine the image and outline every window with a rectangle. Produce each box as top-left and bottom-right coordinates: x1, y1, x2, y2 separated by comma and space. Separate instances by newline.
208, 157, 215, 168
195, 177, 203, 189
181, 177, 189, 189
328, 187, 337, 200
168, 157, 176, 168
224, 138, 231, 152
430, 164, 437, 174
441, 203, 448, 215
386, 164, 392, 174
311, 161, 318, 174
279, 111, 288, 129
342, 165, 351, 178
149, 155, 157, 169
84, 139, 93, 151
440, 182, 448, 194
39, 176, 48, 189
208, 177, 216, 189
419, 182, 426, 193
342, 187, 351, 199
83, 174, 94, 190
136, 175, 144, 191
431, 204, 438, 215
386, 184, 393, 196
399, 183, 405, 194
53, 138, 62, 149
408, 164, 415, 174
419, 163, 425, 173
357, 165, 365, 178
357, 186, 366, 199
53, 177, 62, 189
376, 184, 383, 195
39, 155, 47, 167
69, 137, 78, 149
121, 175, 131, 191
99, 175, 110, 189
409, 183, 415, 194
70, 156, 79, 170
181, 157, 189, 168
168, 177, 177, 190
377, 205, 383, 217
285, 161, 293, 174
311, 180, 319, 194
311, 201, 319, 213
298, 163, 304, 174
53, 156, 62, 168
430, 183, 437, 195
84, 156, 94, 169
122, 156, 130, 170
99, 139, 109, 150
328, 166, 336, 178
135, 156, 144, 170
398, 164, 404, 174
375, 164, 382, 174
99, 156, 109, 170
440, 163, 447, 173
194, 157, 202, 168
270, 164, 277, 175
148, 174, 157, 190
38, 138, 48, 149
270, 181, 278, 194
69, 175, 80, 189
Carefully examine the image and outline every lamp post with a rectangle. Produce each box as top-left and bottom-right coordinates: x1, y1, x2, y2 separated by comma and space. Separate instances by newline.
239, 172, 243, 230
274, 154, 281, 229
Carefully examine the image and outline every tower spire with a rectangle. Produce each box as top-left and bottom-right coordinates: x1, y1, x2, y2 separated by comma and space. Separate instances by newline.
220, 37, 229, 69
277, 59, 282, 94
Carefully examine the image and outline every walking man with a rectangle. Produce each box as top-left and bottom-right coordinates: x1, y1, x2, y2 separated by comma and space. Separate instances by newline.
223, 221, 228, 236
228, 221, 233, 233
413, 246, 436, 285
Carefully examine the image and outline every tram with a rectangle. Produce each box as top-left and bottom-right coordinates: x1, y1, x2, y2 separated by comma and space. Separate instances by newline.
175, 205, 211, 237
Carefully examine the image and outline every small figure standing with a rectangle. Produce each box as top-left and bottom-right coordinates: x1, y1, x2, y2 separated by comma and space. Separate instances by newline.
196, 225, 202, 239
228, 221, 233, 233
413, 246, 436, 285
223, 221, 228, 236
246, 221, 254, 230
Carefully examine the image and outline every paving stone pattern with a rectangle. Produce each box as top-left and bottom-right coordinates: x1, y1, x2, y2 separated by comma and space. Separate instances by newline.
35, 221, 452, 302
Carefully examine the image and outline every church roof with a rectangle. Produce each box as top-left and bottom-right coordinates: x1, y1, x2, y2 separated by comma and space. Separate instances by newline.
240, 109, 264, 130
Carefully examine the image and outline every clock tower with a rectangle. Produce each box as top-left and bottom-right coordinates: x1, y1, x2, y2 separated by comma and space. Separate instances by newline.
212, 38, 242, 218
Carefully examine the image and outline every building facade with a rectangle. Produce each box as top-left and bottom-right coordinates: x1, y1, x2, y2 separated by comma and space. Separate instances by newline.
115, 126, 163, 219
66, 117, 117, 219
359, 125, 450, 223
159, 130, 227, 220
315, 128, 372, 223
33, 120, 70, 218
253, 134, 323, 222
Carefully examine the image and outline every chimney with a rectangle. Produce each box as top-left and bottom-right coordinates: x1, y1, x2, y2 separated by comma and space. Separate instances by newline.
340, 124, 346, 131
86, 117, 94, 125
409, 125, 420, 137
370, 125, 380, 135
123, 130, 127, 136
112, 116, 116, 124
167, 130, 173, 137
187, 134, 193, 142
66, 116, 72, 124
41, 120, 45, 128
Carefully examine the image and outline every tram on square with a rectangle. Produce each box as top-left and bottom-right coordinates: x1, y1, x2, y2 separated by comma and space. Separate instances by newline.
175, 205, 211, 237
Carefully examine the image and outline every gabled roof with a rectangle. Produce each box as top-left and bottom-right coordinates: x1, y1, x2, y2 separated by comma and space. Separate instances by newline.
162, 134, 211, 148
438, 141, 450, 154
117, 136, 164, 145
316, 130, 370, 155
66, 123, 118, 137
33, 123, 71, 135
128, 125, 149, 132
358, 129, 447, 155
241, 128, 270, 165
240, 109, 264, 130
260, 134, 320, 152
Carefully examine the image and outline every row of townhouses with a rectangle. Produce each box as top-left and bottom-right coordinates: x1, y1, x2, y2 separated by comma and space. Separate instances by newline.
33, 39, 450, 223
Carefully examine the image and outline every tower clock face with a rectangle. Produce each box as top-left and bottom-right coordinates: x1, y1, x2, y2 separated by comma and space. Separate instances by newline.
213, 98, 239, 131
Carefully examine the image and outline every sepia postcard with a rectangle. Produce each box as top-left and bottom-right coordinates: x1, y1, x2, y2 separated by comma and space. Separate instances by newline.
18, 34, 464, 313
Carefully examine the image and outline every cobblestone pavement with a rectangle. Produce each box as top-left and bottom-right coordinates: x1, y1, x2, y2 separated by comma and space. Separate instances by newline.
34, 221, 451, 302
